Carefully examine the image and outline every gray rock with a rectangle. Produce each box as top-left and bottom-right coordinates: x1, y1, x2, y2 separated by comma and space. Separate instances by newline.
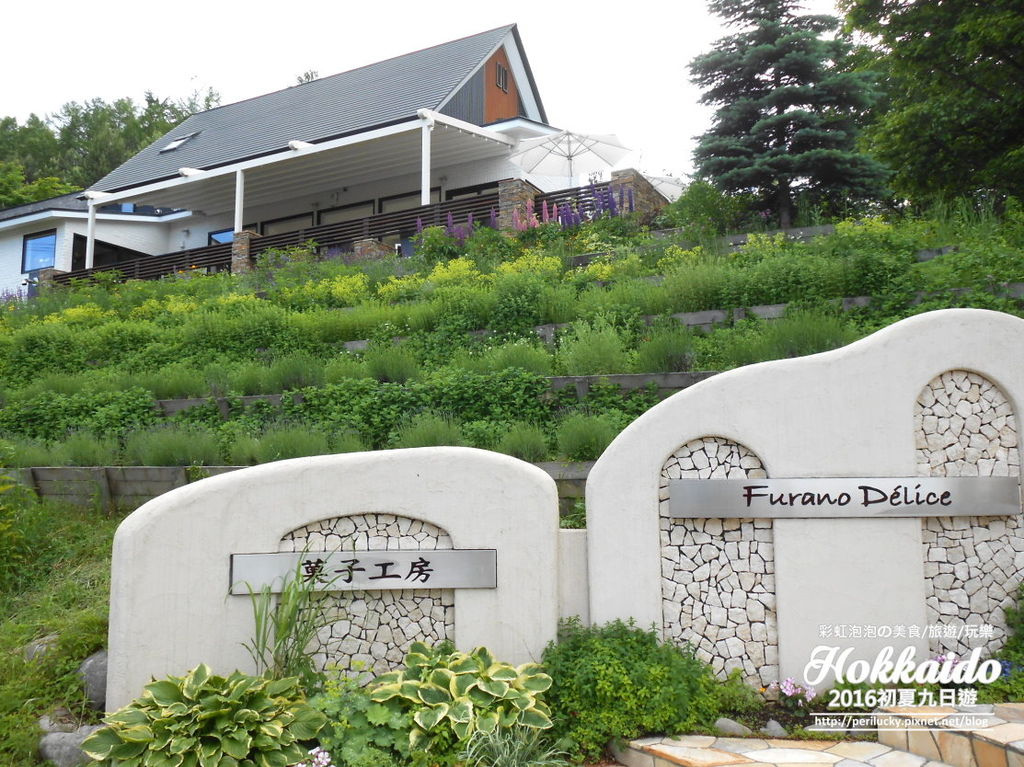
760, 718, 788, 737
39, 725, 103, 767
77, 650, 107, 711
715, 716, 753, 736
24, 633, 59, 661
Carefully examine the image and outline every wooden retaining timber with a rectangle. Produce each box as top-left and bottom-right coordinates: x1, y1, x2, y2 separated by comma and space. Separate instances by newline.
13, 461, 595, 513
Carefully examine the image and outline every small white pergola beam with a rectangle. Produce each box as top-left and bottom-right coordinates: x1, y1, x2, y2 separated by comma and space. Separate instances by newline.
420, 115, 434, 206
85, 202, 97, 269
234, 170, 245, 233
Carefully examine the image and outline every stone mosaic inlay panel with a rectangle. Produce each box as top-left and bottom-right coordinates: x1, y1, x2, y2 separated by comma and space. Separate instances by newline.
660, 437, 778, 686
915, 370, 1022, 655
280, 514, 454, 674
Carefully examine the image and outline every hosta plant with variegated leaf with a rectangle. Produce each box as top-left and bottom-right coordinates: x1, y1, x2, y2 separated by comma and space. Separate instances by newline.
80, 663, 325, 767
368, 641, 553, 756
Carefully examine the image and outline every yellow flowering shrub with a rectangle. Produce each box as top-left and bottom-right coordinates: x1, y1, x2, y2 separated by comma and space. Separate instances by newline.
656, 245, 706, 273
377, 274, 426, 304
575, 253, 644, 283
427, 257, 488, 287
496, 252, 563, 281
42, 304, 112, 326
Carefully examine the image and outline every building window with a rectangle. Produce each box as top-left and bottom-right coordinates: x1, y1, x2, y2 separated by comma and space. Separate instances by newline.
159, 132, 199, 153
379, 189, 441, 214
496, 63, 508, 93
261, 213, 314, 236
208, 229, 234, 245
319, 201, 375, 225
22, 230, 56, 272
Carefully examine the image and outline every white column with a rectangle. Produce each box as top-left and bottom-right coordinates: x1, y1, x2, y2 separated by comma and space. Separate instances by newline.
421, 121, 433, 206
234, 169, 245, 232
85, 202, 97, 269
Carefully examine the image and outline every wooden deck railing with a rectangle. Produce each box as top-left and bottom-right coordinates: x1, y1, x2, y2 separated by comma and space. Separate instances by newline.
249, 193, 500, 257
52, 242, 233, 283
49, 182, 630, 285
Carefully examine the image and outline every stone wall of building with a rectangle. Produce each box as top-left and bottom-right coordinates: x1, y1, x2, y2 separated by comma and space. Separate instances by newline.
659, 437, 778, 686
280, 513, 454, 674
915, 370, 1022, 655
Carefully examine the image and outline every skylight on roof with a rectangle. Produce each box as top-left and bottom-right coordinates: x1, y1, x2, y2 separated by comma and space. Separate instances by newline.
159, 132, 199, 153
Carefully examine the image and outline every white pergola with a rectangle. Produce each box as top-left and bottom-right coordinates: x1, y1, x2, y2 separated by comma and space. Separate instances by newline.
79, 110, 516, 268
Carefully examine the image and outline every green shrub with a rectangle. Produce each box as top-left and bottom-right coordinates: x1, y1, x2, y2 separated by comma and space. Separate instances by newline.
661, 261, 737, 313
226, 433, 261, 465
124, 425, 222, 466
461, 726, 569, 767
325, 354, 370, 383
633, 326, 694, 372
263, 352, 326, 391
452, 342, 553, 376
542, 619, 717, 761
137, 364, 208, 399
82, 665, 325, 767
230, 362, 267, 395
712, 669, 765, 718
369, 642, 553, 755
414, 226, 463, 266
313, 672, 410, 767
364, 345, 421, 383
201, 361, 235, 397
2, 437, 57, 468
556, 319, 628, 375
242, 558, 333, 693
496, 423, 549, 462
655, 180, 755, 239
999, 582, 1024, 664
254, 425, 330, 462
50, 432, 120, 466
330, 430, 366, 453
555, 414, 618, 461
718, 312, 860, 368
391, 413, 464, 448
0, 389, 157, 441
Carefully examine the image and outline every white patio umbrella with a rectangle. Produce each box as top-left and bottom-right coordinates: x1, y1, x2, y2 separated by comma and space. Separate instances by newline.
507, 130, 632, 185
647, 175, 686, 202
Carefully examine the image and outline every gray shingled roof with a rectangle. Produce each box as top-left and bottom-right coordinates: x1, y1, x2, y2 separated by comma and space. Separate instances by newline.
92, 25, 524, 193
0, 192, 86, 223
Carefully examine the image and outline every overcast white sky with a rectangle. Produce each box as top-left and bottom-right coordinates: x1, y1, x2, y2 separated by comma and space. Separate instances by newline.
4, 0, 839, 178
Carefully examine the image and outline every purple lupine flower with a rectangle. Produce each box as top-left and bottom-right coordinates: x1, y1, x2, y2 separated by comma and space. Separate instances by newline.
512, 208, 522, 230
618, 184, 625, 208
542, 200, 549, 223
552, 202, 558, 221
490, 208, 498, 228
608, 187, 619, 217
446, 211, 455, 236
416, 217, 424, 234
627, 187, 635, 213
466, 212, 474, 231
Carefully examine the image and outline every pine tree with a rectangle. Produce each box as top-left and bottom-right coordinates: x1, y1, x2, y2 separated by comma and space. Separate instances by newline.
691, 0, 888, 227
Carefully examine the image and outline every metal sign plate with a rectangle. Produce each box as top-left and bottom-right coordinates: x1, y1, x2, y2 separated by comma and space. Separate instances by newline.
230, 549, 497, 594
669, 477, 1021, 519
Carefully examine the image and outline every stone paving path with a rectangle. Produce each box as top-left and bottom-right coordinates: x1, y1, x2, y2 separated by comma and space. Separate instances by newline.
618, 735, 953, 767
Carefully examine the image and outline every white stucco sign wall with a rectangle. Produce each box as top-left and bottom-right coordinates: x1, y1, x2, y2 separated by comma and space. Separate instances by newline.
107, 448, 560, 710
586, 309, 1023, 687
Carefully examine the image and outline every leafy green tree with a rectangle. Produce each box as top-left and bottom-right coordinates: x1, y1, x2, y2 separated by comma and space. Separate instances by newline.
0, 88, 220, 204
691, 0, 888, 228
52, 89, 220, 188
841, 0, 1024, 203
0, 161, 75, 209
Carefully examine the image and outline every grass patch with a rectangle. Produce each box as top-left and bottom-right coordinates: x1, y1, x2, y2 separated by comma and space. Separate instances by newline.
0, 490, 121, 767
